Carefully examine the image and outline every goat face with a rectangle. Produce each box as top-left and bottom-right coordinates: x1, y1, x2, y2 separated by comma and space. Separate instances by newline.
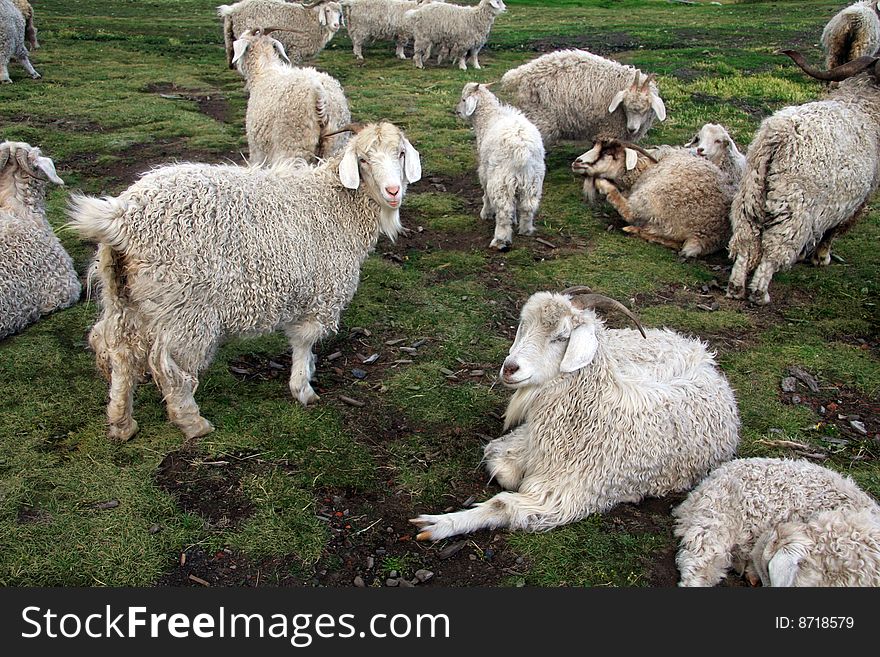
337, 123, 421, 237
686, 123, 733, 163
607, 72, 666, 136
500, 292, 600, 388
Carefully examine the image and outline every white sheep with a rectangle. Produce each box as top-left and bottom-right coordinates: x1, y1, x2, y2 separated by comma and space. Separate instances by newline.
232, 29, 351, 164
673, 457, 879, 587
342, 0, 438, 61
727, 51, 880, 304
407, 0, 506, 71
410, 287, 740, 541
1, 141, 80, 340
751, 508, 880, 587
66, 122, 421, 442
218, 0, 343, 68
572, 139, 734, 258
499, 49, 666, 146
685, 122, 746, 183
0, 0, 40, 82
456, 82, 545, 251
822, 0, 880, 70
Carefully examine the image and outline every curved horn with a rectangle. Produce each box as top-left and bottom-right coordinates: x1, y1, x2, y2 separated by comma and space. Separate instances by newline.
322, 122, 365, 138
641, 73, 656, 90
561, 285, 594, 297
15, 147, 35, 176
616, 140, 658, 164
629, 70, 640, 89
780, 49, 878, 81
563, 289, 647, 339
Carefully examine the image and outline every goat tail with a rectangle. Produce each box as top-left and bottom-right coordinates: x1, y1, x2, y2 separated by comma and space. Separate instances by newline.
728, 130, 779, 265
66, 193, 131, 253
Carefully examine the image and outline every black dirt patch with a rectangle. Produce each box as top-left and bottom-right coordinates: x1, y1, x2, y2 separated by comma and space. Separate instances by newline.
62, 138, 244, 190
155, 449, 256, 530
143, 82, 231, 124
17, 505, 50, 524
527, 32, 642, 55
0, 114, 105, 133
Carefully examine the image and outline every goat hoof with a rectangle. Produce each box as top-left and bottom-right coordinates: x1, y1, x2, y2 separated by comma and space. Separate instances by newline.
489, 238, 512, 251
408, 514, 454, 541
1, 79, 11, 84
296, 386, 320, 406
183, 417, 214, 440
108, 419, 139, 443
811, 253, 832, 267
31, 72, 41, 80
621, 225, 640, 234
747, 290, 771, 306
725, 284, 745, 300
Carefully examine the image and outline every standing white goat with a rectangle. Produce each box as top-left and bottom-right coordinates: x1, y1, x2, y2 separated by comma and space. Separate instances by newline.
499, 49, 666, 146
407, 0, 506, 71
410, 287, 740, 541
727, 51, 880, 304
218, 0, 343, 67
0, 0, 40, 82
456, 82, 545, 251
232, 29, 351, 163
67, 122, 421, 442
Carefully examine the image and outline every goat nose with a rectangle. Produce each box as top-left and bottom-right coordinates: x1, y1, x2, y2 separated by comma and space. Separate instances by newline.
385, 185, 400, 197
696, 147, 704, 154
503, 361, 520, 376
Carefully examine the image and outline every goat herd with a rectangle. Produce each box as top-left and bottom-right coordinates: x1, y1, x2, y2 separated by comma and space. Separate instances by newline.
1, 0, 879, 587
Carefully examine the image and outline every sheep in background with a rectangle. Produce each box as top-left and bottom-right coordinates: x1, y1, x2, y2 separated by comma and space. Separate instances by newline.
232, 29, 351, 163
751, 508, 880, 587
218, 0, 343, 68
67, 122, 421, 442
728, 51, 880, 304
10, 0, 37, 50
0, 0, 40, 82
410, 287, 740, 541
1, 141, 80, 339
342, 0, 439, 61
673, 457, 879, 587
407, 0, 506, 71
822, 0, 880, 69
685, 123, 746, 183
499, 49, 666, 146
572, 140, 734, 257
456, 82, 545, 251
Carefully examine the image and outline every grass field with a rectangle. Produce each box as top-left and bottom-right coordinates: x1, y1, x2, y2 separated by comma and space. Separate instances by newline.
0, 0, 877, 587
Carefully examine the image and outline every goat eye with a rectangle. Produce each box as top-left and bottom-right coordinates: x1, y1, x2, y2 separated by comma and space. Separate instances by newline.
358, 157, 367, 165
715, 140, 723, 145
399, 151, 405, 159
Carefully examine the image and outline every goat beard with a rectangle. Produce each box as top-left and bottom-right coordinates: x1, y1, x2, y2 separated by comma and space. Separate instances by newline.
581, 176, 599, 204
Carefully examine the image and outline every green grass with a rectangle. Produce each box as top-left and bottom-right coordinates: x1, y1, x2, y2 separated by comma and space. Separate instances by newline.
0, 0, 877, 587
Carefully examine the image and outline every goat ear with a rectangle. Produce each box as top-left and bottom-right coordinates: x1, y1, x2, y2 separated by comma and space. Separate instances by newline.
35, 156, 64, 185
403, 138, 422, 183
463, 95, 478, 117
560, 323, 598, 373
272, 38, 291, 65
767, 542, 807, 587
319, 7, 328, 25
651, 94, 667, 121
608, 89, 626, 114
338, 148, 360, 189
231, 38, 249, 66
624, 148, 638, 171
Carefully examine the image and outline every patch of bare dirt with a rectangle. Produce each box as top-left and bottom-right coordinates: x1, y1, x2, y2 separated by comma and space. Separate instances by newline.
155, 449, 257, 530
143, 82, 231, 123
0, 114, 105, 133
61, 138, 244, 190
528, 32, 642, 55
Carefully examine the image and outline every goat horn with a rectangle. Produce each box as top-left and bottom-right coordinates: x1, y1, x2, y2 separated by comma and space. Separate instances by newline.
322, 122, 365, 138
641, 73, 656, 90
780, 49, 878, 81
616, 140, 658, 163
629, 70, 640, 89
15, 148, 34, 177
563, 289, 647, 339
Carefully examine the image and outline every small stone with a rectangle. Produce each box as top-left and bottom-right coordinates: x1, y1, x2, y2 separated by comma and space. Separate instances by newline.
389, 570, 398, 578
781, 377, 797, 393
469, 369, 484, 376
438, 541, 466, 559
353, 576, 365, 587
399, 579, 415, 588
375, 547, 386, 555
366, 557, 375, 569
399, 346, 418, 354
515, 557, 524, 565
484, 548, 494, 559
791, 395, 801, 404
850, 420, 868, 435
385, 578, 399, 587
351, 368, 368, 379
439, 367, 454, 376
326, 351, 342, 361
414, 569, 434, 583
468, 553, 477, 561
363, 353, 380, 364
149, 524, 162, 534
